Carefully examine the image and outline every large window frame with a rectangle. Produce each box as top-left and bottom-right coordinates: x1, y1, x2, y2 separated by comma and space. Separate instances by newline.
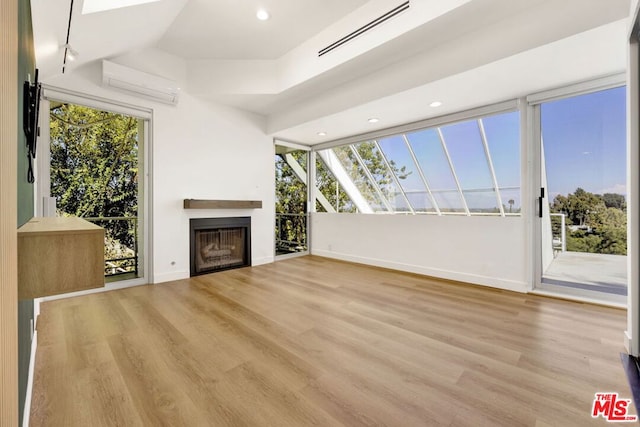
36, 85, 153, 293
311, 100, 522, 217
274, 139, 312, 260
627, 17, 639, 356
527, 74, 627, 306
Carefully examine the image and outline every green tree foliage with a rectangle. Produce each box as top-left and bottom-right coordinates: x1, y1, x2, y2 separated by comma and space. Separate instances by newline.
50, 103, 139, 257
333, 142, 411, 210
275, 152, 307, 253
551, 188, 626, 255
551, 187, 605, 226
603, 193, 626, 210
315, 158, 356, 213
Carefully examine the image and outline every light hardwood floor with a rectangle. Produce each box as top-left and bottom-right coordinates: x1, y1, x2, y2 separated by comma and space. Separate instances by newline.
30, 256, 630, 426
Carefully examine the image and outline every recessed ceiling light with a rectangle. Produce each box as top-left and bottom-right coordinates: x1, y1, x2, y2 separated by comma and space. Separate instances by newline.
317, 131, 327, 136
367, 118, 379, 123
430, 101, 443, 107
256, 9, 270, 21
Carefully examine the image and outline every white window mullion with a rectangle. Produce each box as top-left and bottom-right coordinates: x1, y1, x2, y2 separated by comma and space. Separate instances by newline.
437, 128, 470, 215
317, 150, 373, 213
283, 153, 335, 213
403, 134, 441, 215
349, 145, 394, 212
477, 119, 505, 217
373, 140, 414, 214
308, 151, 317, 214
35, 99, 54, 217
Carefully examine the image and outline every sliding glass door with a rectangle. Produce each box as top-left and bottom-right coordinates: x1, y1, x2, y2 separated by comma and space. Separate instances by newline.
275, 144, 309, 258
534, 84, 627, 302
38, 98, 149, 285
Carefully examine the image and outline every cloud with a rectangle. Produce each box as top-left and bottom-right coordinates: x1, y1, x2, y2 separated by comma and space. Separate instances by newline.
598, 183, 626, 195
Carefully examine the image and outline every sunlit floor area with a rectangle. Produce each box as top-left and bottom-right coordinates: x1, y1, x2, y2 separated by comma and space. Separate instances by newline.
30, 256, 628, 426
543, 252, 627, 295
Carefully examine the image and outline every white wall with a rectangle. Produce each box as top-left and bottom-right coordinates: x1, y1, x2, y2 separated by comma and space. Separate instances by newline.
311, 213, 527, 292
43, 50, 274, 284
150, 93, 274, 283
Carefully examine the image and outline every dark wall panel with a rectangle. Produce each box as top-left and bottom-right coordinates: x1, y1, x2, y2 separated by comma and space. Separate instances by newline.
17, 0, 35, 424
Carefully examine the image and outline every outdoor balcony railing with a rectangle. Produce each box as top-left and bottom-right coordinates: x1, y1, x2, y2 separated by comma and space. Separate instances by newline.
275, 212, 307, 255
84, 216, 138, 277
550, 213, 567, 255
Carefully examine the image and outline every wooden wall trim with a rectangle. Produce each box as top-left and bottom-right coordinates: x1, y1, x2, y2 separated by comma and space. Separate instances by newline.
183, 199, 263, 209
1, 0, 19, 424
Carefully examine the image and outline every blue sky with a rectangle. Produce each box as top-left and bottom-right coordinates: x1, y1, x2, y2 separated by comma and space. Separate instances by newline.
376, 110, 522, 210
542, 86, 627, 198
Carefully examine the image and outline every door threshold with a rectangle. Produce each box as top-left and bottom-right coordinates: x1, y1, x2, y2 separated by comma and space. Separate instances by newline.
275, 251, 309, 261
530, 288, 626, 309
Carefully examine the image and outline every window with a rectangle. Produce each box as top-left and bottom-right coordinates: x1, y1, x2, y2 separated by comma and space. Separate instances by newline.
275, 148, 309, 255
49, 101, 146, 279
377, 135, 434, 213
535, 84, 627, 299
315, 156, 356, 213
315, 109, 521, 216
483, 111, 521, 213
406, 128, 465, 213
333, 145, 389, 212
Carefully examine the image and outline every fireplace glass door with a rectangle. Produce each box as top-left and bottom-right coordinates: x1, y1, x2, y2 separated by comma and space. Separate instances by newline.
190, 217, 251, 276
195, 227, 246, 273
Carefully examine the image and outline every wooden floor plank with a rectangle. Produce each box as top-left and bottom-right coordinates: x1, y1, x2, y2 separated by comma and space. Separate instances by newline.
30, 255, 630, 426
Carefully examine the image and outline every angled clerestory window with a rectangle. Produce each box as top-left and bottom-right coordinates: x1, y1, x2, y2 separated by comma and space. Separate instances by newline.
406, 128, 466, 213
377, 135, 434, 213
315, 107, 521, 216
354, 141, 412, 213
482, 111, 521, 214
315, 156, 357, 213
332, 145, 390, 212
442, 119, 499, 214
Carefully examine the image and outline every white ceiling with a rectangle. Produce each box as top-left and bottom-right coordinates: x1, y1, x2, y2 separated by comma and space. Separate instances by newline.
157, 0, 368, 60
31, 0, 632, 145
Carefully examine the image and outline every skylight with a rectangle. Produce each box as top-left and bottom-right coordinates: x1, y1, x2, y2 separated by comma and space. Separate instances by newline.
82, 0, 161, 15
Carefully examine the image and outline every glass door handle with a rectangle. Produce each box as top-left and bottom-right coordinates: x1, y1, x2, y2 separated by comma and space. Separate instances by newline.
538, 187, 545, 218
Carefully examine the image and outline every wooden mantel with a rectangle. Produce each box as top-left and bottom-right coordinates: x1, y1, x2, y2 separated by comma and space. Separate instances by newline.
183, 199, 263, 209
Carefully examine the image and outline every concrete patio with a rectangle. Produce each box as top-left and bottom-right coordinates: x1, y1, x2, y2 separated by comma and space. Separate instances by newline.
543, 251, 627, 295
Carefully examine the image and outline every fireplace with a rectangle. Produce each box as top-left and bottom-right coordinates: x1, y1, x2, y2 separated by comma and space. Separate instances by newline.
189, 217, 251, 276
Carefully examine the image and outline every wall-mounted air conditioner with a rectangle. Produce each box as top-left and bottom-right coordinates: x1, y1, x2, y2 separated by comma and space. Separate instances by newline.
102, 60, 180, 105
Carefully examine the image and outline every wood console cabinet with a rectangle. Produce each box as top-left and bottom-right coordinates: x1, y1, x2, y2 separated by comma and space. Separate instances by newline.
18, 217, 104, 299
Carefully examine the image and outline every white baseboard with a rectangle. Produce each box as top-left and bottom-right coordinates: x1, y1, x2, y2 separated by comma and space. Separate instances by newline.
312, 249, 528, 293
153, 270, 189, 284
41, 279, 147, 302
33, 298, 40, 320
252, 256, 274, 266
22, 329, 38, 427
153, 258, 273, 284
